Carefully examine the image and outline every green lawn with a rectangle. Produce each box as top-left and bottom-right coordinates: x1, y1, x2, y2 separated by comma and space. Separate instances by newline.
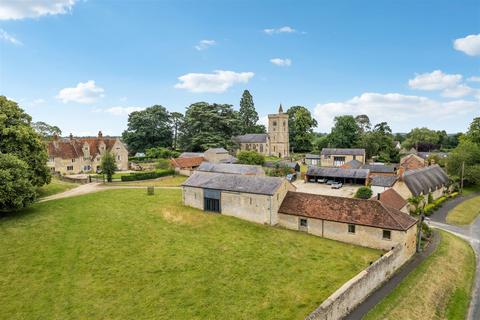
446, 195, 480, 225
364, 231, 475, 320
462, 184, 480, 196
36, 178, 79, 198
104, 175, 187, 187
0, 189, 380, 320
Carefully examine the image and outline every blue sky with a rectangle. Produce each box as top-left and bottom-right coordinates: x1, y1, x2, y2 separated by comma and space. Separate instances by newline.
1, 0, 479, 135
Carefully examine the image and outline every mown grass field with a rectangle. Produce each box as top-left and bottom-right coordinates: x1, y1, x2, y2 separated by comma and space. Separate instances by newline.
36, 178, 79, 198
446, 195, 480, 225
364, 231, 475, 320
0, 189, 380, 319
104, 175, 187, 187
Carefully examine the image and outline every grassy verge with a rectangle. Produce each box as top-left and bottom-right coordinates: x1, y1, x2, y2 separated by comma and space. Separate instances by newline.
0, 189, 380, 320
36, 178, 79, 198
462, 185, 480, 196
104, 175, 187, 187
446, 195, 480, 225
364, 231, 475, 320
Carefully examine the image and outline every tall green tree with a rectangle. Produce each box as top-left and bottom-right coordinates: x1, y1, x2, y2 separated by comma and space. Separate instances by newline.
170, 112, 184, 150
122, 105, 173, 155
328, 115, 360, 148
447, 139, 480, 185
287, 106, 318, 152
355, 114, 371, 133
32, 121, 62, 139
0, 96, 50, 187
0, 153, 37, 212
239, 90, 260, 134
100, 152, 117, 182
465, 117, 480, 144
179, 102, 241, 151
402, 127, 439, 151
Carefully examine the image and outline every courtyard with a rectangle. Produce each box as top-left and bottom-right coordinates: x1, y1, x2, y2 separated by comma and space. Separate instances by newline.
293, 180, 360, 198
0, 188, 379, 320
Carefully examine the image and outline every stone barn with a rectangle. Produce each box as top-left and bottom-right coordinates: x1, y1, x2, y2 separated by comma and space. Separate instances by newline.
278, 191, 417, 258
182, 172, 295, 225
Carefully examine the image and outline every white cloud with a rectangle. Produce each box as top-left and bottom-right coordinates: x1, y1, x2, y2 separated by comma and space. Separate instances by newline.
174, 70, 254, 93
441, 84, 477, 98
105, 106, 145, 116
314, 92, 479, 132
453, 34, 480, 56
0, 0, 77, 20
195, 39, 216, 51
467, 76, 480, 82
0, 28, 22, 45
56, 80, 105, 104
270, 58, 292, 67
408, 70, 462, 90
264, 26, 296, 35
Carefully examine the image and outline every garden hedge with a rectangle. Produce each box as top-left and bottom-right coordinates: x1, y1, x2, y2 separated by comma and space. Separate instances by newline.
121, 169, 174, 181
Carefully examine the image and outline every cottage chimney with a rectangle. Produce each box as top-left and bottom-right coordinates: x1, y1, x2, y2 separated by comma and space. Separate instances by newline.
69, 133, 73, 140
398, 166, 405, 180
377, 193, 381, 200
98, 131, 103, 139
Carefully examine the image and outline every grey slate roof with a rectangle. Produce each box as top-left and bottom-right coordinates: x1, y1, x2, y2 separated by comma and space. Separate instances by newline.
182, 171, 284, 195
361, 164, 398, 173
306, 167, 370, 179
403, 165, 449, 196
305, 153, 321, 159
264, 161, 300, 171
321, 148, 365, 156
197, 162, 264, 175
417, 152, 449, 159
344, 159, 363, 169
371, 175, 398, 187
179, 152, 204, 158
233, 133, 268, 143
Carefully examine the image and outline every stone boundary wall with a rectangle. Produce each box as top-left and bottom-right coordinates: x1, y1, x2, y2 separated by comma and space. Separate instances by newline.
305, 245, 405, 320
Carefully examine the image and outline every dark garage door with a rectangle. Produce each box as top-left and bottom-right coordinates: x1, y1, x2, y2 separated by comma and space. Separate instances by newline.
204, 189, 221, 213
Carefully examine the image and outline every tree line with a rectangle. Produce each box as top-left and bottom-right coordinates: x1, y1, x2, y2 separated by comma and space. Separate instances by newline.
121, 90, 319, 155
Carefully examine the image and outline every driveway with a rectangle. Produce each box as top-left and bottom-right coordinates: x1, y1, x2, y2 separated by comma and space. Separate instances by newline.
428, 192, 480, 320
292, 180, 359, 197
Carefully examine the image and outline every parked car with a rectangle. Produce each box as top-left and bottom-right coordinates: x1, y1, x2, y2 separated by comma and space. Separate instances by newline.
308, 178, 316, 182
331, 182, 343, 189
317, 178, 327, 183
326, 180, 335, 185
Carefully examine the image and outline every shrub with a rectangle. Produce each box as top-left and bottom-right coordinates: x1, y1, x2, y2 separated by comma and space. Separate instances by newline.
427, 192, 433, 204
120, 169, 174, 181
433, 196, 447, 209
101, 152, 117, 182
156, 159, 172, 170
421, 221, 432, 241
0, 153, 36, 211
237, 150, 265, 165
355, 187, 373, 199
424, 203, 436, 216
145, 147, 179, 159
449, 192, 459, 198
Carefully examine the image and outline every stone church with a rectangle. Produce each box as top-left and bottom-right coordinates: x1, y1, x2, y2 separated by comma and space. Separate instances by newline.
233, 105, 290, 158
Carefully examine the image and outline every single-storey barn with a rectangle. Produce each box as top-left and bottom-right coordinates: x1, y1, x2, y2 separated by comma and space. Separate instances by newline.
197, 162, 265, 176
182, 172, 295, 225
278, 192, 417, 259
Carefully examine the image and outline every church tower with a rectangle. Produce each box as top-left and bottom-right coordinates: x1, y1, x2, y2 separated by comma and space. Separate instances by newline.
267, 104, 290, 158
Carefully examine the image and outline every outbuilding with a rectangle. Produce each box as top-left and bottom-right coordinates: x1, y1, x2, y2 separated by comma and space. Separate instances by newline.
278, 191, 417, 256
197, 162, 265, 176
182, 172, 295, 225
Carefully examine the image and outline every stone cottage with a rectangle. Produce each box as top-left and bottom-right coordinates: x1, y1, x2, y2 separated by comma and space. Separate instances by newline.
320, 148, 366, 167
47, 131, 128, 174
